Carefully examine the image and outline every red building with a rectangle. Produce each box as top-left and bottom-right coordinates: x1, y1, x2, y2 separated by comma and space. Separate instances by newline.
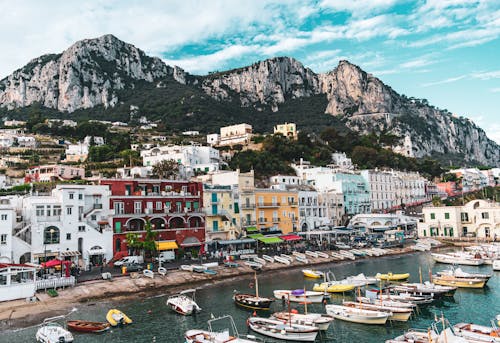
99, 179, 205, 259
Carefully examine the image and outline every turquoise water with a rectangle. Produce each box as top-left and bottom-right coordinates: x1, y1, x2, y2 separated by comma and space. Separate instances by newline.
4, 252, 499, 342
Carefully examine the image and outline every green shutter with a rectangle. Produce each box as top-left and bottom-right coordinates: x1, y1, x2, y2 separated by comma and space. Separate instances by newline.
234, 202, 239, 214
193, 201, 199, 209
115, 221, 121, 233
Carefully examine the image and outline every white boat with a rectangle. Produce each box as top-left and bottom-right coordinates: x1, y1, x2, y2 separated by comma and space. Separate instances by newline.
395, 282, 457, 298
244, 261, 263, 270
325, 304, 390, 325
166, 289, 201, 315
295, 255, 309, 264
273, 289, 325, 303
180, 265, 194, 271
357, 296, 416, 309
316, 251, 329, 258
247, 317, 319, 342
185, 315, 263, 343
431, 253, 484, 266
336, 242, 351, 249
378, 293, 434, 305
364, 249, 376, 256
331, 252, 345, 260
240, 254, 258, 260
344, 273, 378, 286
454, 322, 500, 342
292, 251, 306, 259
493, 260, 500, 271
253, 257, 266, 265
305, 251, 318, 258
280, 254, 294, 261
36, 318, 74, 343
436, 267, 492, 282
339, 251, 355, 260
342, 301, 412, 322
274, 256, 291, 265
272, 311, 334, 331
351, 249, 367, 257
262, 255, 275, 263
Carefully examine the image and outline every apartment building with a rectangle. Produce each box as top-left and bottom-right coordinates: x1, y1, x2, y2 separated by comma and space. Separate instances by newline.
254, 189, 299, 234
203, 184, 240, 240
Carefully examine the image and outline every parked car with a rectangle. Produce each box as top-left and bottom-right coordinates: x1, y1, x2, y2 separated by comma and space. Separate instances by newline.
125, 263, 144, 272
114, 255, 144, 267
155, 250, 175, 263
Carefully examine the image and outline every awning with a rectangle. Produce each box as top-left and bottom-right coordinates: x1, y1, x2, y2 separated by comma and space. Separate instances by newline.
87, 248, 105, 256
248, 233, 264, 239
281, 234, 302, 241
257, 237, 283, 244
181, 237, 203, 247
59, 251, 81, 257
245, 227, 259, 232
216, 238, 256, 245
156, 240, 179, 250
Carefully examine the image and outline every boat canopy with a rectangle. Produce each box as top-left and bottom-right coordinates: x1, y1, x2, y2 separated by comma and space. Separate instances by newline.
281, 234, 302, 241
155, 240, 179, 251
257, 236, 283, 244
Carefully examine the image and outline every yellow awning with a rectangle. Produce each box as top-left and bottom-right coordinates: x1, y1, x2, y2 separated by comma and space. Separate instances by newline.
156, 241, 179, 251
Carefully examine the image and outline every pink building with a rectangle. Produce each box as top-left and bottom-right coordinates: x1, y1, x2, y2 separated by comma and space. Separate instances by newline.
25, 165, 85, 183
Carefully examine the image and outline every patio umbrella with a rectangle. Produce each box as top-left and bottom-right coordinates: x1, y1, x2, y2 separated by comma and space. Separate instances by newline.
41, 259, 63, 268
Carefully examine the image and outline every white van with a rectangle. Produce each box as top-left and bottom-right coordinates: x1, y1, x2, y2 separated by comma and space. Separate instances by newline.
156, 250, 175, 263
114, 255, 144, 267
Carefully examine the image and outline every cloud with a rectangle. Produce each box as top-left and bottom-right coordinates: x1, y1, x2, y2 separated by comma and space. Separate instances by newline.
491, 87, 500, 93
320, 0, 400, 16
421, 75, 468, 87
471, 70, 500, 80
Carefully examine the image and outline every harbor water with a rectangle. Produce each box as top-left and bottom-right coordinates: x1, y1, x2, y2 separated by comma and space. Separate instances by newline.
4, 252, 499, 342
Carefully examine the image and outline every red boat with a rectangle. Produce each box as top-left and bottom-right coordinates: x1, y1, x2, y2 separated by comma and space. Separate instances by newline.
67, 320, 110, 333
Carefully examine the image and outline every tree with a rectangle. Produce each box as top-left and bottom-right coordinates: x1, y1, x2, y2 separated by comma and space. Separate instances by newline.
142, 220, 158, 259
119, 149, 141, 167
152, 159, 179, 179
432, 196, 442, 207
125, 232, 142, 255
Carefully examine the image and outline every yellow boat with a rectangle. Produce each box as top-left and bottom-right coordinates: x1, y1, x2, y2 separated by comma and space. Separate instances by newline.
106, 309, 133, 326
375, 272, 410, 281
302, 269, 324, 279
313, 282, 355, 293
433, 275, 485, 288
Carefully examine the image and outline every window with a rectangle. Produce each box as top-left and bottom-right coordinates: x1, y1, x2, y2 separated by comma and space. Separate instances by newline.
258, 196, 264, 205
461, 212, 469, 222
44, 226, 60, 244
114, 202, 124, 215
0, 214, 7, 220
66, 233, 71, 240
78, 226, 85, 232
134, 201, 142, 214
444, 213, 450, 220
481, 212, 489, 219
36, 206, 45, 217
66, 207, 72, 215
78, 193, 83, 200
146, 202, 153, 210
156, 201, 162, 210
0, 234, 6, 245
430, 213, 435, 220
69, 193, 74, 200
53, 206, 62, 216
91, 215, 96, 221
164, 202, 171, 211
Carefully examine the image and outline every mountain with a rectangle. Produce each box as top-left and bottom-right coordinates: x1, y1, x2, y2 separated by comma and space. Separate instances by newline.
0, 35, 498, 166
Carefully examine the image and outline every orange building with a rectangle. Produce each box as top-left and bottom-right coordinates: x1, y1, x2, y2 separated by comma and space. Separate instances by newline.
254, 189, 299, 234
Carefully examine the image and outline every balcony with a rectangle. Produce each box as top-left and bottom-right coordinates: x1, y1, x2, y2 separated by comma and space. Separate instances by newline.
258, 217, 268, 224
37, 215, 61, 222
257, 202, 280, 208
272, 217, 280, 223
93, 203, 103, 209
288, 201, 298, 207
241, 203, 256, 210
242, 220, 257, 227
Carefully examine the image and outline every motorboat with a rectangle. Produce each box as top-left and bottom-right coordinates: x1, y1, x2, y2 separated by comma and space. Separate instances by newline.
185, 315, 263, 343
253, 257, 266, 265
335, 242, 351, 250
313, 282, 356, 293
106, 309, 133, 326
454, 322, 500, 342
166, 289, 202, 315
344, 273, 378, 286
271, 311, 334, 331
385, 329, 439, 342
292, 251, 306, 259
357, 296, 416, 309
338, 251, 355, 260
436, 267, 492, 283
342, 301, 412, 322
431, 253, 484, 266
36, 317, 74, 343
280, 254, 294, 261
376, 272, 410, 282
351, 249, 367, 257
67, 320, 110, 333
395, 282, 457, 298
262, 255, 275, 263
325, 304, 390, 325
247, 317, 319, 342
203, 269, 217, 275
274, 256, 291, 265
273, 289, 325, 303
432, 275, 486, 288
224, 261, 239, 268
331, 252, 345, 260
234, 272, 274, 311
302, 269, 324, 279
379, 293, 434, 305
180, 265, 194, 271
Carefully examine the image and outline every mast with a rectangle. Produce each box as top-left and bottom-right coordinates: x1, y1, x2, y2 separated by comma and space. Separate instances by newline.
419, 266, 423, 284
254, 272, 259, 298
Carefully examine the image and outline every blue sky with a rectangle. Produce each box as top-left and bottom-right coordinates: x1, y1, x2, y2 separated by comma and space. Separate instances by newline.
1, 0, 499, 142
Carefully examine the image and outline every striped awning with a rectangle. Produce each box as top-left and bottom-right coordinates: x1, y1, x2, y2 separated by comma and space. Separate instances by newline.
59, 251, 81, 257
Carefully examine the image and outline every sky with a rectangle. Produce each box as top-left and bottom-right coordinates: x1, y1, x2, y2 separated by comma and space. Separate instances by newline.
1, 0, 499, 143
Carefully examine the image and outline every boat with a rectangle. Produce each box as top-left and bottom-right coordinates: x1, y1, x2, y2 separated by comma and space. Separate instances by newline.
379, 293, 434, 305
106, 309, 133, 326
224, 261, 240, 268
295, 255, 309, 264
345, 273, 378, 286
454, 322, 500, 342
313, 282, 355, 293
436, 267, 492, 283
338, 251, 355, 260
316, 251, 329, 258
192, 265, 206, 273
244, 261, 263, 271
431, 253, 484, 266
385, 328, 438, 342
36, 317, 74, 343
305, 251, 318, 258
336, 242, 351, 249
272, 311, 334, 331
67, 320, 110, 333
432, 275, 486, 288
273, 289, 326, 303
325, 304, 390, 325
253, 257, 266, 265
234, 272, 274, 311
203, 269, 217, 275
302, 269, 324, 279
395, 282, 457, 298
280, 254, 294, 261
351, 249, 367, 257
274, 256, 291, 265
292, 251, 306, 259
166, 289, 201, 315
494, 260, 500, 271
262, 255, 275, 263
185, 315, 263, 343
342, 301, 412, 322
376, 272, 410, 281
247, 317, 319, 342
357, 296, 416, 309
180, 265, 194, 271
331, 252, 345, 260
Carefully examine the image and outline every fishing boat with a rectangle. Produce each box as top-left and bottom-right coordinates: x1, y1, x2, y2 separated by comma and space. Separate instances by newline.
376, 272, 410, 281
273, 289, 325, 303
234, 272, 274, 311
262, 255, 275, 263
342, 301, 412, 322
166, 289, 201, 315
305, 251, 318, 258
185, 315, 263, 343
345, 273, 378, 286
106, 309, 133, 326
302, 269, 324, 279
67, 320, 110, 333
395, 282, 457, 298
247, 317, 319, 342
274, 256, 291, 265
431, 252, 484, 266
325, 304, 390, 325
36, 316, 74, 343
272, 311, 334, 331
436, 267, 492, 283
432, 275, 486, 288
453, 322, 500, 342
244, 261, 263, 271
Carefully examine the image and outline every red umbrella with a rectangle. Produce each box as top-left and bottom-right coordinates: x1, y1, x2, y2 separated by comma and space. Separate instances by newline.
41, 259, 63, 268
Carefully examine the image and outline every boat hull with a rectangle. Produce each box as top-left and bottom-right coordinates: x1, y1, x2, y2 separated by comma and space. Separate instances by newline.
326, 305, 389, 325
247, 317, 318, 342
234, 293, 274, 310
433, 278, 485, 289
273, 290, 325, 303
67, 320, 110, 333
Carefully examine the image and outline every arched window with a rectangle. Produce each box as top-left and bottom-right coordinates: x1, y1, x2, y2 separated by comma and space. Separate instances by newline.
44, 226, 60, 244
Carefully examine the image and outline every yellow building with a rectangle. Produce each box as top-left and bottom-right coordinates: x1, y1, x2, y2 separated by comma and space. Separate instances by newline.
254, 189, 299, 234
203, 184, 240, 240
274, 122, 298, 140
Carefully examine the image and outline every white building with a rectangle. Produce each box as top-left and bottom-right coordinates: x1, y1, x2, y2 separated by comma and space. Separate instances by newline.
389, 170, 428, 208
141, 144, 220, 178
207, 123, 253, 146
417, 200, 500, 239
360, 169, 396, 211
319, 189, 344, 227
25, 165, 85, 183
331, 152, 354, 170
83, 136, 105, 146
3, 120, 26, 127
349, 213, 418, 233
207, 133, 220, 146
65, 142, 89, 162
270, 175, 302, 187
392, 134, 414, 157
0, 197, 18, 263
0, 135, 14, 148
298, 190, 330, 231
116, 166, 153, 179
449, 168, 489, 192
16, 136, 37, 148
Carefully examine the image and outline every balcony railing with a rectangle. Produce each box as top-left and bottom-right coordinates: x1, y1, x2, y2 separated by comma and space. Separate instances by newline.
37, 215, 61, 222
257, 203, 280, 208
272, 217, 280, 223
258, 218, 268, 223
242, 220, 257, 227
241, 204, 256, 210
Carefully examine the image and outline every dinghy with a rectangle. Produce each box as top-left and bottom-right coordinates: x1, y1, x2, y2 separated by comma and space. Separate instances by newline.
67, 320, 110, 333
273, 289, 325, 303
325, 304, 390, 325
247, 317, 319, 342
302, 269, 324, 279
106, 309, 133, 326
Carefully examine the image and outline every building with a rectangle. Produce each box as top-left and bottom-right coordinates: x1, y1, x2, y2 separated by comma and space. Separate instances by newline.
0, 134, 14, 148
270, 175, 302, 187
318, 189, 344, 227
65, 142, 89, 162
349, 213, 418, 234
436, 181, 460, 197
0, 197, 18, 263
449, 168, 489, 193
417, 200, 500, 239
25, 165, 85, 183
0, 263, 37, 302
3, 120, 26, 127
389, 170, 428, 209
206, 134, 220, 146
360, 169, 396, 212
116, 166, 153, 179
47, 119, 77, 127
84, 136, 105, 146
99, 179, 205, 258
298, 189, 329, 231
141, 144, 220, 178
392, 134, 414, 158
254, 189, 299, 234
331, 152, 354, 170
203, 184, 240, 240
274, 122, 298, 140
16, 136, 37, 148
218, 123, 253, 146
